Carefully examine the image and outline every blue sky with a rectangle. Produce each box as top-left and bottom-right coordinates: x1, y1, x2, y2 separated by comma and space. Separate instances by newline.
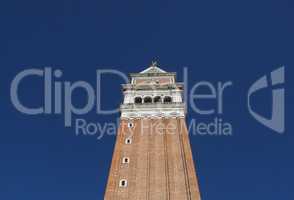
0, 0, 293, 199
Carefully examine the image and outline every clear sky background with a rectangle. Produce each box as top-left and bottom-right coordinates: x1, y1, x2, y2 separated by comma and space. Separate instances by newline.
0, 0, 293, 199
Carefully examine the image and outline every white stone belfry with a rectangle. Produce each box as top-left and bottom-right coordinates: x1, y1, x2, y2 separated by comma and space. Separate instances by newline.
120, 63, 185, 119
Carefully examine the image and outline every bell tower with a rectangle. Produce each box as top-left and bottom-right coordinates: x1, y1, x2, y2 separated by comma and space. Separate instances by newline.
104, 63, 201, 200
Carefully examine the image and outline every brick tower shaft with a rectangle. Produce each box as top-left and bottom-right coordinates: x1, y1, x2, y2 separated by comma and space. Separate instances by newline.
104, 63, 201, 200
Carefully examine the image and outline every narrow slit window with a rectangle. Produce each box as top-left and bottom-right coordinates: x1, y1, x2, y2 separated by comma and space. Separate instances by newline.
125, 138, 132, 144
119, 179, 128, 187
128, 122, 134, 128
122, 157, 130, 164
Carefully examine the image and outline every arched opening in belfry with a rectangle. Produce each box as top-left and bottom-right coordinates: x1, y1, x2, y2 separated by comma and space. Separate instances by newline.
163, 96, 172, 103
134, 97, 143, 104
144, 96, 152, 104
154, 96, 162, 103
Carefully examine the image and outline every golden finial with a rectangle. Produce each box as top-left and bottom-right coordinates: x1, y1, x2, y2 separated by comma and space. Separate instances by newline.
151, 61, 158, 68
